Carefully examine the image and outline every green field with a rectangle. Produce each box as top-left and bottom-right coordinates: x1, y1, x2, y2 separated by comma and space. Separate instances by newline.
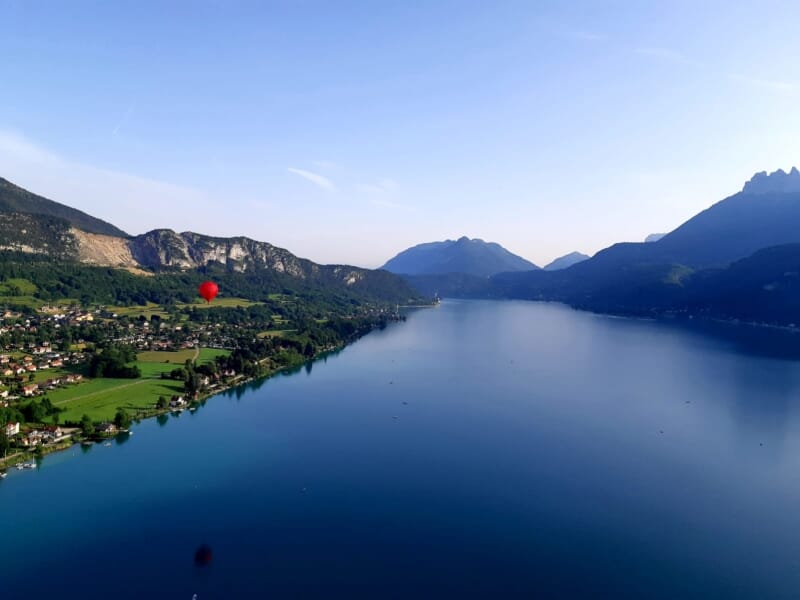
110, 303, 166, 319
43, 348, 230, 422
257, 330, 290, 338
0, 278, 37, 295
137, 348, 229, 365
50, 373, 183, 422
107, 298, 257, 319
0, 279, 78, 309
0, 296, 46, 309
182, 297, 258, 309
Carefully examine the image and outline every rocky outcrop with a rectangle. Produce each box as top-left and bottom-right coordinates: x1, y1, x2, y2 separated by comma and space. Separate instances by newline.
743, 167, 800, 194
0, 213, 78, 258
71, 228, 138, 267
0, 212, 375, 287
129, 230, 313, 276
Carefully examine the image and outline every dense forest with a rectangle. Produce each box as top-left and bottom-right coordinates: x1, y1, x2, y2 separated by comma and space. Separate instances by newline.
0, 252, 424, 307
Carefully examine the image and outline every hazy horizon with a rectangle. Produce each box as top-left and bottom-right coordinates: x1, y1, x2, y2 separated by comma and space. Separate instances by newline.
3, 1, 800, 268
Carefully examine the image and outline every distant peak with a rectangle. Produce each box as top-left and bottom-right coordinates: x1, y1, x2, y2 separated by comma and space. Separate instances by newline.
543, 251, 589, 271
742, 167, 800, 194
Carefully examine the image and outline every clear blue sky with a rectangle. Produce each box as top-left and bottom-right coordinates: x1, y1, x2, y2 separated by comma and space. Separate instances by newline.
2, 0, 799, 267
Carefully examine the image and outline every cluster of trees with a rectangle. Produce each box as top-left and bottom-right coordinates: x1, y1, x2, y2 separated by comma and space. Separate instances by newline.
0, 399, 62, 427
0, 407, 21, 457
114, 408, 131, 430
21, 397, 62, 424
75, 408, 130, 438
1, 405, 24, 428
88, 346, 141, 378
161, 359, 210, 398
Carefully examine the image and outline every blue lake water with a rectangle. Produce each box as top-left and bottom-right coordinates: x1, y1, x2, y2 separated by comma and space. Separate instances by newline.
4, 300, 800, 598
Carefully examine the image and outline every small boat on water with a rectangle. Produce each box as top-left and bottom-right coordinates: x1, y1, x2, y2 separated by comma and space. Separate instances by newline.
16, 464, 23, 470
0, 472, 7, 479
189, 407, 197, 412
23, 461, 36, 469
81, 441, 94, 447
103, 442, 112, 447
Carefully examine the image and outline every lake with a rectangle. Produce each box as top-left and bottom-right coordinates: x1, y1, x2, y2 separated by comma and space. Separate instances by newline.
4, 299, 800, 599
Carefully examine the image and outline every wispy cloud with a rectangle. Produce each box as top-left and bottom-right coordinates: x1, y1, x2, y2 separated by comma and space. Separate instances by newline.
355, 179, 408, 209
634, 47, 700, 67
729, 74, 800, 92
287, 167, 336, 191
0, 130, 212, 235
355, 178, 399, 195
112, 104, 135, 136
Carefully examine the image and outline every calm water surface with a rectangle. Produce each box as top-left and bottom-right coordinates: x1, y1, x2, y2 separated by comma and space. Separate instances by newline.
4, 300, 800, 599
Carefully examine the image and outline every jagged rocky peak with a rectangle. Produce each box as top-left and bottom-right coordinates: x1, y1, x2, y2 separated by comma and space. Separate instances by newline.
742, 167, 800, 194
129, 229, 309, 275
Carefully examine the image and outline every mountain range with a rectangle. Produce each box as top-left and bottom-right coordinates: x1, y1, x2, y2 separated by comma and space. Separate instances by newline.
490, 168, 800, 325
4, 166, 800, 326
0, 177, 423, 305
392, 168, 800, 326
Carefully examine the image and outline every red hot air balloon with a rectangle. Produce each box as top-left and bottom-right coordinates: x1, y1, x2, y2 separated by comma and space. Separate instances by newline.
198, 281, 219, 303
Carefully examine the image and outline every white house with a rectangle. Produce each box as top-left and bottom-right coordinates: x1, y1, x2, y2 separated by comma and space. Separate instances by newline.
4, 422, 19, 437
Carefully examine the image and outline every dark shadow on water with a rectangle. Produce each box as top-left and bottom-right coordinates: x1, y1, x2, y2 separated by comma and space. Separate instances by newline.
156, 414, 169, 427
662, 317, 800, 361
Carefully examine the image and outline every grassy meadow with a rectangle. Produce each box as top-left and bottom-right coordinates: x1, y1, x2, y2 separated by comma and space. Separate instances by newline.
40, 347, 230, 422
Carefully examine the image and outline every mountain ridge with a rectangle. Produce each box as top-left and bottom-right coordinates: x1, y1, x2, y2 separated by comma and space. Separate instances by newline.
0, 177, 423, 303
0, 177, 128, 237
382, 236, 538, 277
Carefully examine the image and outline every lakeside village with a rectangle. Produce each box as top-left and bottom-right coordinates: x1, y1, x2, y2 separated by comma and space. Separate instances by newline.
0, 299, 401, 475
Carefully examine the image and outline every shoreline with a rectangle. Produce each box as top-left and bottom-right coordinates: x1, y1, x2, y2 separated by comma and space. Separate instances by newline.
0, 332, 371, 471
7, 300, 792, 472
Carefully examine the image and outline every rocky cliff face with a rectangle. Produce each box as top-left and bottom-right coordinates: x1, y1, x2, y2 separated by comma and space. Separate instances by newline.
0, 215, 370, 287
0, 213, 78, 258
743, 167, 800, 194
129, 230, 313, 276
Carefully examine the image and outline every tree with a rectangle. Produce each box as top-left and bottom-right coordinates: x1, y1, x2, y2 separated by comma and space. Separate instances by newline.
80, 414, 94, 437
156, 396, 168, 409
0, 430, 8, 458
184, 372, 201, 398
28, 372, 35, 382
22, 400, 46, 423
114, 408, 131, 430
89, 346, 141, 379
